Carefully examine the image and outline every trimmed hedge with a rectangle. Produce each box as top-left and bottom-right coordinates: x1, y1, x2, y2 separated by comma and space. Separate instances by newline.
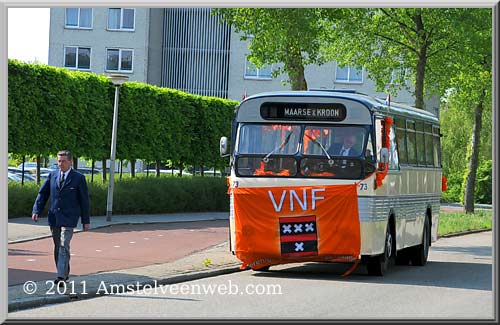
8, 176, 229, 218
8, 59, 238, 170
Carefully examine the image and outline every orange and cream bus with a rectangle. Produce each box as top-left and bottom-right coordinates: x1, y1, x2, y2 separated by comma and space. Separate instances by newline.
220, 90, 443, 276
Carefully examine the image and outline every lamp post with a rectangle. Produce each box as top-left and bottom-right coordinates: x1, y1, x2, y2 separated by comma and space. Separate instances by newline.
106, 73, 128, 222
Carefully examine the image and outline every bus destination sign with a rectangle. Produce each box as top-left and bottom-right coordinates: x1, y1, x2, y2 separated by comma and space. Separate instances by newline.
260, 102, 347, 121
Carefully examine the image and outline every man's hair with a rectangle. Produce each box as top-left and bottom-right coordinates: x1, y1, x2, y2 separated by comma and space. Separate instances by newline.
57, 150, 73, 160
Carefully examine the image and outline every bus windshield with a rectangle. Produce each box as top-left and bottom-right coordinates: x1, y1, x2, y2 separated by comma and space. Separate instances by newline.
237, 124, 301, 155
236, 123, 372, 179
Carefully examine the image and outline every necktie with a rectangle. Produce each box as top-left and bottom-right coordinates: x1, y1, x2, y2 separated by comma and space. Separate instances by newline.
59, 172, 65, 188
340, 148, 347, 167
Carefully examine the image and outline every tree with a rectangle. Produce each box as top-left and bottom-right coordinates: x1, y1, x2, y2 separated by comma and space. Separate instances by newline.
443, 9, 492, 213
327, 8, 477, 110
215, 8, 342, 90
329, 8, 492, 212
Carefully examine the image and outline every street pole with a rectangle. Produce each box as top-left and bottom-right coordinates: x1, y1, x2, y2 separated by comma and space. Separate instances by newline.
106, 74, 128, 222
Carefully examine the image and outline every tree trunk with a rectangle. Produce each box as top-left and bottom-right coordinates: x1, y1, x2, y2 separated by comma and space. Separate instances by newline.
21, 156, 26, 185
119, 160, 123, 180
201, 164, 204, 177
414, 52, 426, 110
73, 157, 78, 171
413, 13, 427, 110
131, 159, 136, 178
463, 91, 485, 214
286, 48, 308, 90
91, 159, 95, 183
102, 157, 107, 183
36, 155, 41, 185
156, 160, 161, 177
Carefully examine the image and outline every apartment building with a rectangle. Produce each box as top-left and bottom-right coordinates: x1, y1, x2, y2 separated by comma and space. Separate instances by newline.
48, 7, 438, 113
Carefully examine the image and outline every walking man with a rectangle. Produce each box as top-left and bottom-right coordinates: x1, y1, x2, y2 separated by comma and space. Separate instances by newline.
32, 150, 90, 285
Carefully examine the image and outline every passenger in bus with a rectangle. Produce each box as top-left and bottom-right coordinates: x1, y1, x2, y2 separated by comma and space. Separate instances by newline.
328, 133, 359, 157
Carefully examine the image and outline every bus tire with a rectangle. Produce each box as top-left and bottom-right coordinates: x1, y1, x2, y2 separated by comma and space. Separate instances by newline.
252, 265, 271, 272
410, 216, 430, 266
367, 222, 394, 276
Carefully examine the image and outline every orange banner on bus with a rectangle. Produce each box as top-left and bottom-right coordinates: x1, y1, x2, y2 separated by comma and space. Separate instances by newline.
232, 184, 360, 270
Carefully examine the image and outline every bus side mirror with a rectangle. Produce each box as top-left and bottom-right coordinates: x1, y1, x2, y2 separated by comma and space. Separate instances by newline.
379, 148, 389, 164
220, 137, 229, 157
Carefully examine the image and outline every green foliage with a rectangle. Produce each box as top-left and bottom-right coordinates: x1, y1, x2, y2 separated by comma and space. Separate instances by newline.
8, 60, 112, 158
326, 8, 491, 110
8, 176, 229, 218
8, 59, 238, 172
441, 172, 465, 204
214, 8, 342, 89
438, 210, 492, 236
474, 159, 492, 204
7, 181, 42, 217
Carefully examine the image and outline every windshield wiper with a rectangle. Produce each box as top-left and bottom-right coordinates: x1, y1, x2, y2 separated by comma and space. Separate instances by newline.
305, 134, 335, 166
263, 131, 293, 163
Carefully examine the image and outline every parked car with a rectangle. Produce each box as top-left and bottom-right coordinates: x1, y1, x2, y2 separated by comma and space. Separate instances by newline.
8, 167, 22, 174
8, 172, 22, 182
142, 169, 192, 176
10, 166, 49, 181
17, 162, 38, 170
195, 168, 222, 177
8, 171, 35, 182
76, 167, 102, 175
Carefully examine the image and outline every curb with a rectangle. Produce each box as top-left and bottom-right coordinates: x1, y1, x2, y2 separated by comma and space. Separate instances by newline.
8, 263, 243, 313
8, 223, 121, 244
439, 228, 492, 239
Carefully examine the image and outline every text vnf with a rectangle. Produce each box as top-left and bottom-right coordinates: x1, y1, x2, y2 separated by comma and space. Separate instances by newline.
268, 188, 325, 212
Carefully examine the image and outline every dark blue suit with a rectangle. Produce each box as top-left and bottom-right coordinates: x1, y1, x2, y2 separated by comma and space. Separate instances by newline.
328, 144, 360, 157
32, 169, 90, 227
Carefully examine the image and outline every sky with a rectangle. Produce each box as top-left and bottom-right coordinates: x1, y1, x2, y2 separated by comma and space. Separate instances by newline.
8, 8, 50, 64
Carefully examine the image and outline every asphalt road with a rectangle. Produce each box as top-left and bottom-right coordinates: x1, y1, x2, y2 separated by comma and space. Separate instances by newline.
8, 220, 229, 286
9, 231, 493, 319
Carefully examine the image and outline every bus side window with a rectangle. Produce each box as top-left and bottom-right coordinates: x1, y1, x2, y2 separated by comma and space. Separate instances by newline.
389, 124, 399, 169
395, 118, 407, 164
375, 118, 383, 162
432, 126, 442, 167
424, 123, 434, 166
416, 121, 426, 166
406, 120, 417, 165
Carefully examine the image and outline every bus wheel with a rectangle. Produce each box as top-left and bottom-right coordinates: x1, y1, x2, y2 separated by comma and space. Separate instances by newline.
252, 265, 271, 272
410, 216, 430, 266
367, 223, 394, 276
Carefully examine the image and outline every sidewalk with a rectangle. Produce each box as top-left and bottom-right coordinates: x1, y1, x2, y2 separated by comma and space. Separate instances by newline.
8, 212, 243, 313
8, 212, 230, 243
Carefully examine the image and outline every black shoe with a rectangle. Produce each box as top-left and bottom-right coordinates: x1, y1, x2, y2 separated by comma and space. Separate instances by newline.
54, 277, 67, 287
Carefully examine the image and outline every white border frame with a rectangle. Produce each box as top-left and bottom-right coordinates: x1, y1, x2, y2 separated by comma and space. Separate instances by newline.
1, 1, 498, 323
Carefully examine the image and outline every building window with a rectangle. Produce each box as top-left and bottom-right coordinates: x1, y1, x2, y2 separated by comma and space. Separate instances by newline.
107, 8, 135, 31
335, 65, 363, 83
106, 48, 133, 72
244, 60, 273, 79
65, 8, 92, 29
64, 46, 91, 70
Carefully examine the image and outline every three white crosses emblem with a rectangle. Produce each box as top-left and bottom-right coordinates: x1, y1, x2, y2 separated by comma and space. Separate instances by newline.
281, 222, 315, 251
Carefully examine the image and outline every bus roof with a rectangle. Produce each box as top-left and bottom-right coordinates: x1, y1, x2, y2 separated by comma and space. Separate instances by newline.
241, 90, 439, 124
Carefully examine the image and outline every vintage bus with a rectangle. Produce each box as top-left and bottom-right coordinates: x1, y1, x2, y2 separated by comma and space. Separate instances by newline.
220, 90, 443, 276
